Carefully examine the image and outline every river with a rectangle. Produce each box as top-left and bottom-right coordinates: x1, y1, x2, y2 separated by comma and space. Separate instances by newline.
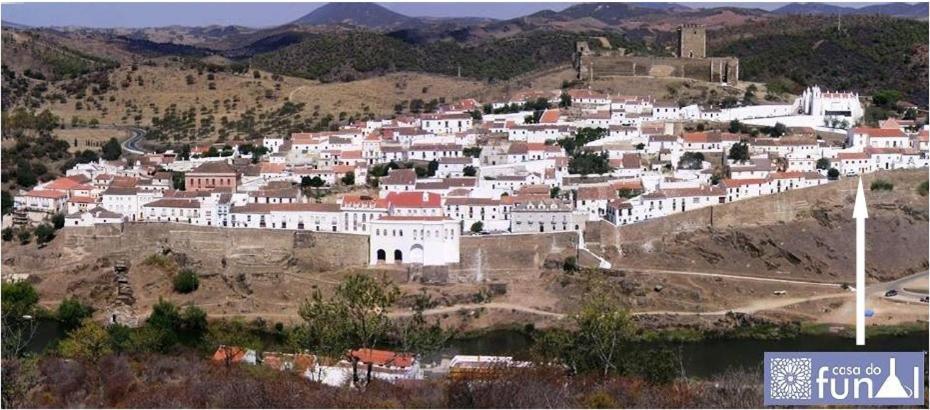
443, 328, 929, 379
28, 320, 927, 380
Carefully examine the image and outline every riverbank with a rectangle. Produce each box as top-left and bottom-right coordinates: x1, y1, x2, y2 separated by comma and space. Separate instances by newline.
446, 321, 928, 378
25, 311, 927, 382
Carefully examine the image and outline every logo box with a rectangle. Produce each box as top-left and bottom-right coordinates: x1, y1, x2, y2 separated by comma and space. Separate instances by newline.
764, 352, 925, 406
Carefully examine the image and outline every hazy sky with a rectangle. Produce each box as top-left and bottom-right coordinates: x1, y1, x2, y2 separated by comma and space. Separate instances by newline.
1, 2, 885, 28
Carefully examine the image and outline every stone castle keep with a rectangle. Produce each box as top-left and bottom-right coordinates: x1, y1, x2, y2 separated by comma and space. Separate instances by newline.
574, 24, 739, 85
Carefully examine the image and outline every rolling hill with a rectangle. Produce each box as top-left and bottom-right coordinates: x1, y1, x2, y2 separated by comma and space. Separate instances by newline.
291, 2, 413, 29
774, 2, 929, 19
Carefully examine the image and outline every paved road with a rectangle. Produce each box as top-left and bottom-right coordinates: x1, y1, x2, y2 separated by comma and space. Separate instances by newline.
869, 271, 927, 295
120, 127, 147, 154
874, 271, 929, 304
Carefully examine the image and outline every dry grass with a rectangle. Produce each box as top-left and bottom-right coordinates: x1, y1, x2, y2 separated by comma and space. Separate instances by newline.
288, 72, 488, 118
54, 127, 128, 153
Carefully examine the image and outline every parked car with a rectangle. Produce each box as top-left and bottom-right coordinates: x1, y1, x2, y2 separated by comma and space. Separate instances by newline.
884, 289, 898, 297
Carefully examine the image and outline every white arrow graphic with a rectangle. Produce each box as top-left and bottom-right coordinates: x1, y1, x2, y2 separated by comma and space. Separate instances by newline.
853, 177, 869, 346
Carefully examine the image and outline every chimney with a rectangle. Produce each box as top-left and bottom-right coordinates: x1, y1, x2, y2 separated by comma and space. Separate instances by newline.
422, 192, 429, 202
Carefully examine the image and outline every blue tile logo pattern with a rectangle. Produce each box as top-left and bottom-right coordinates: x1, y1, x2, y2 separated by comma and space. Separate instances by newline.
769, 357, 812, 400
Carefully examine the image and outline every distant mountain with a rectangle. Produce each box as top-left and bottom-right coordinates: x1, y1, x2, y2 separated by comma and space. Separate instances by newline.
857, 3, 929, 19
774, 2, 929, 19
556, 3, 671, 24
292, 3, 413, 28
773, 3, 858, 15
1, 20, 30, 30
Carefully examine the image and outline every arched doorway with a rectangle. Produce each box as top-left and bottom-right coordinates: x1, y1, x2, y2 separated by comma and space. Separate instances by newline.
394, 250, 403, 263
376, 249, 386, 263
409, 244, 424, 264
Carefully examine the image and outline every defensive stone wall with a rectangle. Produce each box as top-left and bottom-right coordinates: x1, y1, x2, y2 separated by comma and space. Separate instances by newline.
446, 232, 579, 283
59, 223, 369, 274
577, 55, 739, 85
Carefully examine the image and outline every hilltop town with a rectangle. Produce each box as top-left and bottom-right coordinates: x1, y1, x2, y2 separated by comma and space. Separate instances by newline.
2, 3, 929, 405
9, 78, 927, 266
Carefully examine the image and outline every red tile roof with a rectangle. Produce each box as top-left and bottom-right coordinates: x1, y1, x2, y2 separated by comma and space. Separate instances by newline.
385, 191, 442, 208
44, 176, 83, 191
851, 127, 905, 138
24, 189, 67, 199
538, 109, 560, 124
350, 349, 415, 368
212, 346, 250, 363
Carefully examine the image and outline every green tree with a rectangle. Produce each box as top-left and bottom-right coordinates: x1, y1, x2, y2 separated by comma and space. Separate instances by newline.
816, 158, 831, 170
559, 92, 572, 108
870, 179, 894, 191
827, 168, 840, 180
299, 274, 400, 384
301, 176, 325, 188
1, 190, 12, 215
1, 282, 40, 357
463, 147, 482, 158
550, 186, 561, 198
427, 160, 439, 177
34, 224, 55, 244
101, 137, 122, 160
393, 291, 449, 356
872, 89, 901, 109
51, 213, 65, 229
728, 120, 744, 133
573, 292, 635, 377
769, 122, 787, 137
470, 221, 483, 233
173, 269, 200, 294
728, 142, 750, 163
463, 165, 477, 177
2, 228, 13, 242
677, 152, 705, 170
57, 297, 94, 332
562, 256, 579, 273
341, 171, 355, 186
569, 152, 612, 175
58, 319, 112, 363
15, 162, 37, 188
17, 230, 32, 245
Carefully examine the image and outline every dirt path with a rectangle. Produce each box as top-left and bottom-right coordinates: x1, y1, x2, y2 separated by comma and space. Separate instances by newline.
388, 303, 566, 319
634, 293, 852, 316
624, 267, 847, 288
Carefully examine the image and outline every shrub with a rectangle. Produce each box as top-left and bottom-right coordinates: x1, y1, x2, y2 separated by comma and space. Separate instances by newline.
173, 269, 200, 294
562, 256, 579, 273
52, 213, 65, 229
815, 158, 831, 170
18, 229, 32, 245
57, 297, 94, 331
143, 253, 174, 270
35, 224, 55, 244
2, 228, 13, 242
870, 179, 894, 191
917, 181, 928, 196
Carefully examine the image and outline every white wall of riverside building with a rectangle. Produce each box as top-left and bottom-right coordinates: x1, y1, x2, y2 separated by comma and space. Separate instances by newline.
369, 219, 461, 266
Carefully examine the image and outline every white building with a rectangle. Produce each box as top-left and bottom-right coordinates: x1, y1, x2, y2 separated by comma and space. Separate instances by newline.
369, 216, 460, 266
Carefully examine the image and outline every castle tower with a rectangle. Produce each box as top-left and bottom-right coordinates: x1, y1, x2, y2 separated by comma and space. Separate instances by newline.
677, 24, 706, 59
